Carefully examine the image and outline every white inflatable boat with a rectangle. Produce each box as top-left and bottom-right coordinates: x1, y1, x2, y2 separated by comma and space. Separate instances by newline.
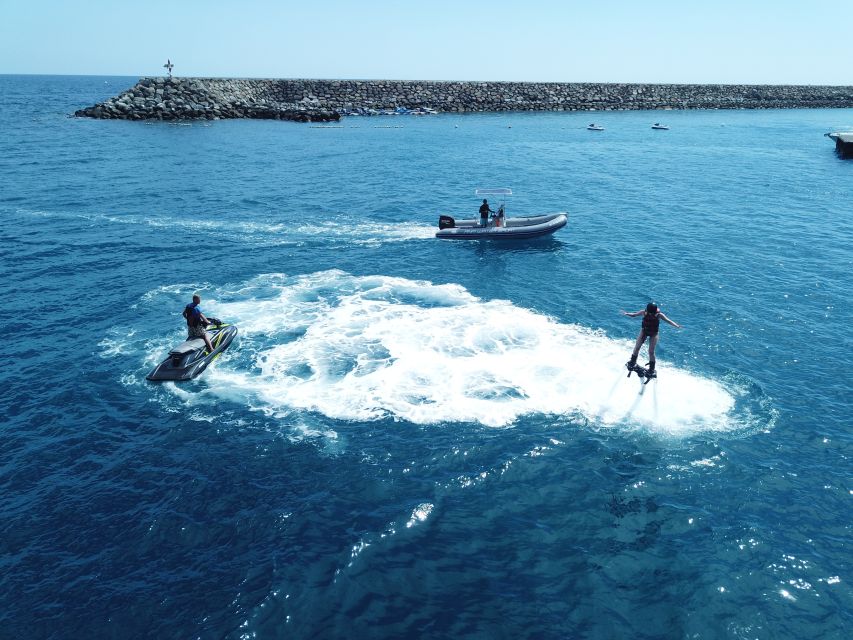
435, 212, 567, 239
437, 188, 567, 239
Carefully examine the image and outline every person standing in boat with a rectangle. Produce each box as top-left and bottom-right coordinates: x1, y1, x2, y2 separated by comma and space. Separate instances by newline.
183, 294, 215, 354
479, 199, 494, 227
621, 302, 682, 375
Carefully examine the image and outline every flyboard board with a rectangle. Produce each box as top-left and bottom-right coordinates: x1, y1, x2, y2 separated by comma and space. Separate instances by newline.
626, 361, 657, 385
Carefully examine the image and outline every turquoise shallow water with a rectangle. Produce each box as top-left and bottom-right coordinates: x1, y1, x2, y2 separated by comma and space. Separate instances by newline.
1, 75, 851, 639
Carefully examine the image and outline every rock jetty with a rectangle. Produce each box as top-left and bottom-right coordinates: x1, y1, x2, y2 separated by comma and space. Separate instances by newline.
76, 77, 853, 122
74, 77, 340, 122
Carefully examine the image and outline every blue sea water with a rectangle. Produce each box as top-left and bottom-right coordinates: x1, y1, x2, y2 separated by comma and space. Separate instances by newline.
1, 74, 851, 639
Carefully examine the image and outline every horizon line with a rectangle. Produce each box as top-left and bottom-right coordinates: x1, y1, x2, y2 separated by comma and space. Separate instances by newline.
2, 73, 853, 88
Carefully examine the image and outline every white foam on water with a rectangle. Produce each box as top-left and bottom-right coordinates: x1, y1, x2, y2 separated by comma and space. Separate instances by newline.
188, 271, 744, 437
283, 219, 436, 243
130, 215, 436, 244
16, 207, 436, 243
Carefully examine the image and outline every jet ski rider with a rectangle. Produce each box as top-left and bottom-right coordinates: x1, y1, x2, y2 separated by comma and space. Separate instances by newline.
183, 294, 215, 354
621, 302, 682, 375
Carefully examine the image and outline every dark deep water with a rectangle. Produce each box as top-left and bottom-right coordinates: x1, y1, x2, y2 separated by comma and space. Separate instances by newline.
1, 74, 851, 639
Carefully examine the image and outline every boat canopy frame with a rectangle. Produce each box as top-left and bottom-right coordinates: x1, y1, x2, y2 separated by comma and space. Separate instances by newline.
475, 187, 512, 216
475, 188, 512, 197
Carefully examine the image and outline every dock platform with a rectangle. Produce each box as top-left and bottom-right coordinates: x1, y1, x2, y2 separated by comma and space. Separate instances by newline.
826, 131, 853, 158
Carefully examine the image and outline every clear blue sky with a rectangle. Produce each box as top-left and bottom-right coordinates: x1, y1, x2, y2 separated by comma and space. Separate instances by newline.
1, 0, 850, 84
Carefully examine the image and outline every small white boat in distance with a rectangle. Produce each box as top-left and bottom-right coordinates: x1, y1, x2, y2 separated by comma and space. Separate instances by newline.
651, 123, 669, 130
436, 188, 568, 240
587, 123, 605, 131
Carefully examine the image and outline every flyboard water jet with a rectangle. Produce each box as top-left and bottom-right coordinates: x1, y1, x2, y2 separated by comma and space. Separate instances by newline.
626, 361, 657, 386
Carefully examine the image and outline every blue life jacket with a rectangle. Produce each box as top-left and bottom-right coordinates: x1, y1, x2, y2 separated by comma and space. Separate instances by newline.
184, 302, 202, 328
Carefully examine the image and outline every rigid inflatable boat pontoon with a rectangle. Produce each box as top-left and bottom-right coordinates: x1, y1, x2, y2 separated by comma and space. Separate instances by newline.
436, 188, 567, 240
436, 213, 567, 239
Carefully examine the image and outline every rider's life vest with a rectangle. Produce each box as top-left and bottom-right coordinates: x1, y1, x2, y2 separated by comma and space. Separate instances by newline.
184, 303, 202, 328
642, 312, 660, 335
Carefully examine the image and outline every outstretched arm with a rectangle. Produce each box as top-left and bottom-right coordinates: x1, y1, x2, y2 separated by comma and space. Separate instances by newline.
621, 310, 644, 317
659, 312, 682, 329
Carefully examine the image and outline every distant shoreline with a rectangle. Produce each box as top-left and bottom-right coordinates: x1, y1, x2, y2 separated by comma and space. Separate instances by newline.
75, 77, 853, 122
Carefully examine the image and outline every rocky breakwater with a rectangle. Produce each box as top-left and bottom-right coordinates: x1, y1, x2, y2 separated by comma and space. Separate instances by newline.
279, 80, 853, 112
76, 77, 853, 122
74, 77, 340, 122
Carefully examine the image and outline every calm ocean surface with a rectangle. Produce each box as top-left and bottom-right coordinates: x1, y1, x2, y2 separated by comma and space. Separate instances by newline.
1, 75, 851, 639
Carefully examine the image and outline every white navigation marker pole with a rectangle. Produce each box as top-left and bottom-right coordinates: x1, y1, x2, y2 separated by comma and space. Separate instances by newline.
163, 59, 174, 78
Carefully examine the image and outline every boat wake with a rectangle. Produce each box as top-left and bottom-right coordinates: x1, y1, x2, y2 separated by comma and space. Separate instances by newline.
14, 207, 436, 244
123, 271, 773, 437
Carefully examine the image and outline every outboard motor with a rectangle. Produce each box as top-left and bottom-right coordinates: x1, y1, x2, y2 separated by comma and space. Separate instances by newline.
439, 215, 455, 230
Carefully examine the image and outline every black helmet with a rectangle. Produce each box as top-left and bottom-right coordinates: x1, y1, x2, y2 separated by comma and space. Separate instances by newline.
482, 199, 488, 203
646, 302, 658, 314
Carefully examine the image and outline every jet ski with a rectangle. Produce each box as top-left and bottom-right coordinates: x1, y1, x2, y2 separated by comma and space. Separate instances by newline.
146, 319, 237, 381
